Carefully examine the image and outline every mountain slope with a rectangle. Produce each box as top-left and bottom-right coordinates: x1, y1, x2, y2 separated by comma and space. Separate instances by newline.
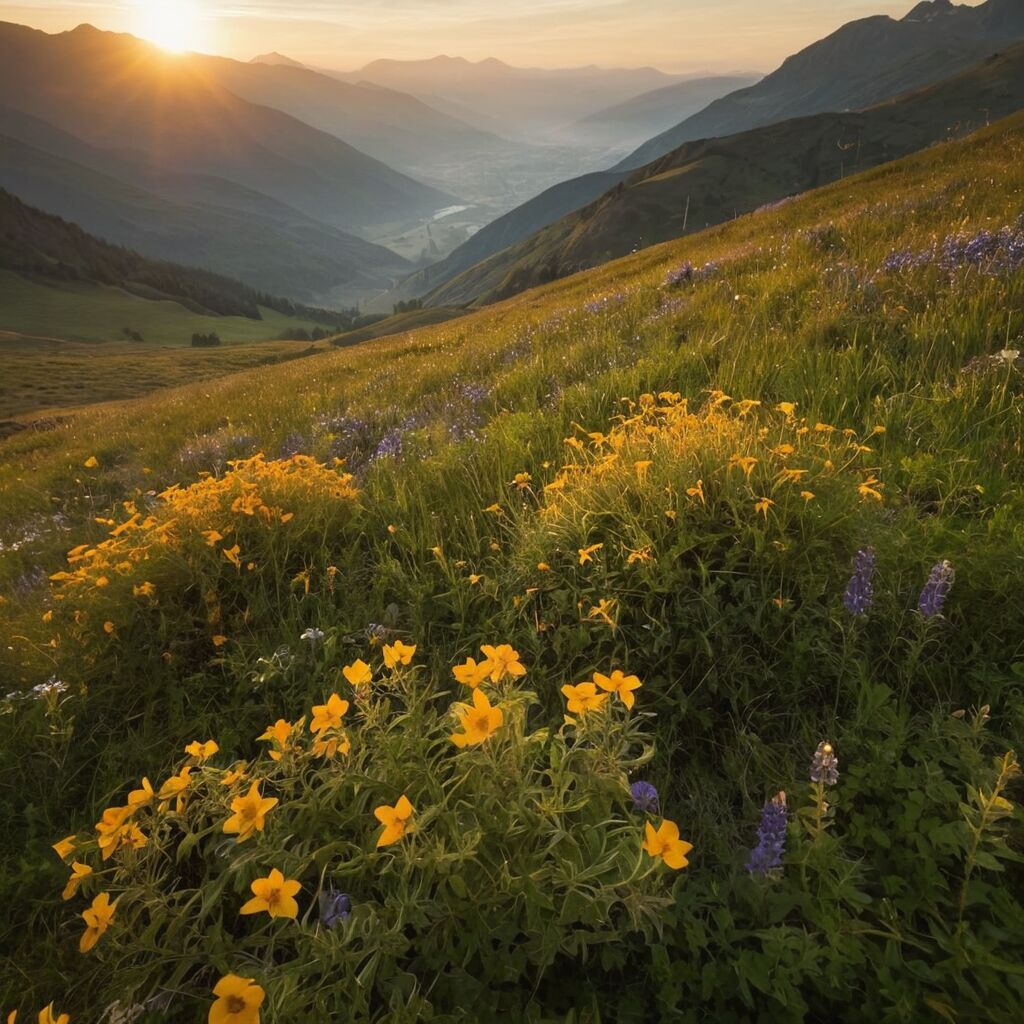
0, 110, 410, 304
617, 0, 1024, 170
393, 170, 625, 304
423, 44, 1024, 308
0, 21, 452, 230
0, 188, 342, 324
189, 52, 513, 178
570, 74, 763, 152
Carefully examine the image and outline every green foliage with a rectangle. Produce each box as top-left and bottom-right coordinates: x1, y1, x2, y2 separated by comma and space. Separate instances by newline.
1, 115, 1024, 1021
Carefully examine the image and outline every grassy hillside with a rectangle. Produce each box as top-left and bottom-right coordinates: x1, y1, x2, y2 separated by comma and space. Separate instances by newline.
0, 111, 1022, 1022
0, 332, 331, 423
425, 46, 1024, 308
0, 189, 345, 323
329, 306, 466, 348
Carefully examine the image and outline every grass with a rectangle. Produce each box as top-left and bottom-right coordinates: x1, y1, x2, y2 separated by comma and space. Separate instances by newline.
0, 114, 1022, 1021
0, 269, 327, 346
0, 336, 331, 421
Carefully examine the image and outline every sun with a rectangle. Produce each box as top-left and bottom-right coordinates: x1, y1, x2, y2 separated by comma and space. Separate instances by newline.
135, 1, 204, 53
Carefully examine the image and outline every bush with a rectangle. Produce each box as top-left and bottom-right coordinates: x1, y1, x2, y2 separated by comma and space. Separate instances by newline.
47, 454, 360, 690
41, 645, 685, 1021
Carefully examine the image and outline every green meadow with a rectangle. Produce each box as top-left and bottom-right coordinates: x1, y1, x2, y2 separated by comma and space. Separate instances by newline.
0, 270, 329, 346
0, 114, 1022, 1022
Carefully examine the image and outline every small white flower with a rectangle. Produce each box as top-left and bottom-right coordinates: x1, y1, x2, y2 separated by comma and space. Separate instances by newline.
300, 627, 325, 644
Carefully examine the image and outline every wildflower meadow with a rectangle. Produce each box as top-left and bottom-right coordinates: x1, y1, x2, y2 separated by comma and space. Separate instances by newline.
0, 113, 1022, 1022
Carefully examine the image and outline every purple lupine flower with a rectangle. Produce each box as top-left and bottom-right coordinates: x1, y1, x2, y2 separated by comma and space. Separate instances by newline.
629, 781, 660, 814
319, 889, 352, 928
279, 432, 307, 458
666, 262, 695, 286
843, 548, 876, 616
810, 741, 839, 786
370, 428, 404, 462
746, 791, 788, 875
918, 560, 955, 619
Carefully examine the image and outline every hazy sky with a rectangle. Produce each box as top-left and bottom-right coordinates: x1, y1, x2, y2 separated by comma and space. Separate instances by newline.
0, 0, 988, 71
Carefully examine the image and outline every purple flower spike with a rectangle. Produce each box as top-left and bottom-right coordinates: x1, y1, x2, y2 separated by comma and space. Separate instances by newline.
918, 560, 955, 619
843, 548, 876, 617
746, 791, 788, 875
629, 781, 660, 814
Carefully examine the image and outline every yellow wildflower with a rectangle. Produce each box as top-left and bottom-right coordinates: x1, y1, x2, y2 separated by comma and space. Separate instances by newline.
61, 861, 93, 901
342, 659, 373, 687
479, 644, 526, 682
686, 479, 705, 503
626, 546, 655, 565
452, 656, 492, 689
776, 402, 797, 418
257, 720, 294, 762
537, 562, 551, 572
184, 740, 219, 762
561, 682, 609, 715
221, 762, 248, 787
223, 545, 242, 568
468, 573, 484, 585
126, 777, 154, 810
382, 640, 416, 669
374, 795, 414, 848
209, 975, 265, 1024
754, 497, 775, 518
223, 781, 278, 842
578, 543, 603, 565
37, 1005, 69, 1024
800, 490, 816, 502
156, 767, 193, 814
858, 476, 884, 502
240, 868, 301, 920
593, 670, 642, 710
312, 731, 351, 758
79, 892, 116, 953
586, 598, 618, 629
83, 456, 98, 469
310, 694, 349, 733
642, 820, 693, 870
212, 635, 228, 648
511, 472, 532, 489
203, 530, 224, 547
52, 835, 76, 861
728, 454, 758, 477
451, 688, 504, 748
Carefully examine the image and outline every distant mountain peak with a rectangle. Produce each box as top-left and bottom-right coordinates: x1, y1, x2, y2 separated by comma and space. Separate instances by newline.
250, 51, 305, 68
903, 0, 956, 23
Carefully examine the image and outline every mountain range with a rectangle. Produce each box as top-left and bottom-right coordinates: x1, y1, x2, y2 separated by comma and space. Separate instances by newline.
333, 56, 692, 140
0, 22, 450, 231
398, 0, 1024, 307
419, 41, 1024, 308
617, 0, 1024, 169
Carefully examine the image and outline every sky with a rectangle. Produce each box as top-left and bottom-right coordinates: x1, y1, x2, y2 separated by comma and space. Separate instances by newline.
0, 0, 988, 72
